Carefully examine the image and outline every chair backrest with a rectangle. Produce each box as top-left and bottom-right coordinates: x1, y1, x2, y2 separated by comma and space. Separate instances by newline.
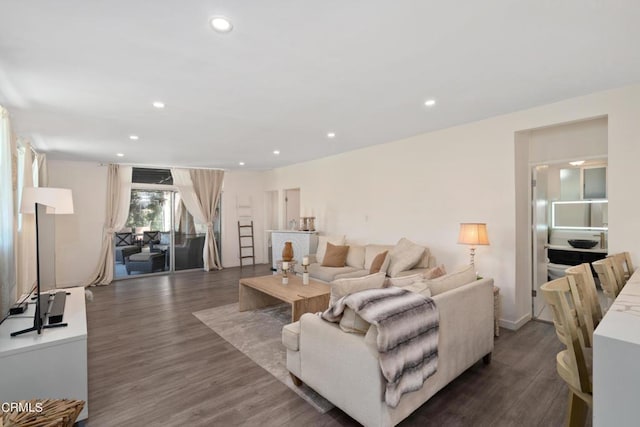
115, 232, 133, 247
565, 263, 602, 347
143, 230, 161, 245
592, 258, 621, 300
608, 252, 634, 288
540, 277, 592, 395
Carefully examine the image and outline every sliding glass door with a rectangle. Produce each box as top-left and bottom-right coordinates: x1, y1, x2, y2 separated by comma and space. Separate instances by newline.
114, 189, 173, 278
113, 171, 221, 279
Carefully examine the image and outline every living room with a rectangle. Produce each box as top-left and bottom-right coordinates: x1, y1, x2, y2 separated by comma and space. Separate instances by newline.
2, 2, 640, 426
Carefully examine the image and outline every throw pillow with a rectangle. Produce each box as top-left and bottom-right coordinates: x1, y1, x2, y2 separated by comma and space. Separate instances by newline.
427, 265, 477, 296
386, 273, 424, 287
321, 243, 350, 267
316, 235, 346, 264
369, 250, 389, 274
387, 238, 425, 277
339, 308, 371, 334
329, 272, 386, 306
402, 280, 432, 297
424, 264, 447, 279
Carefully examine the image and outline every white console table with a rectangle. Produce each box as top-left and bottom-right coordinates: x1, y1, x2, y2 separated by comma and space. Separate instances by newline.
0, 287, 88, 421
270, 230, 318, 270
593, 268, 640, 426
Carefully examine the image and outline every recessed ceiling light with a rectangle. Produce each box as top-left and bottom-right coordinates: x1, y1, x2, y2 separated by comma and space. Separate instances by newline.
239, 161, 245, 166
424, 99, 436, 107
152, 101, 165, 109
210, 16, 233, 33
129, 135, 139, 140
327, 132, 336, 139
569, 160, 585, 166
273, 150, 280, 155
116, 153, 124, 157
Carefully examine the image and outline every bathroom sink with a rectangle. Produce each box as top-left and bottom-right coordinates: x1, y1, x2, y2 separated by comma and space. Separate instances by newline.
568, 239, 599, 249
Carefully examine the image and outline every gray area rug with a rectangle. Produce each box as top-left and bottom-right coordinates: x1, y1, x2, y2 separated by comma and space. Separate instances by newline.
193, 303, 334, 413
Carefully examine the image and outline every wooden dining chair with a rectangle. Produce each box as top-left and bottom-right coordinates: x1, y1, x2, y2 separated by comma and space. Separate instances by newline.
607, 252, 634, 289
592, 258, 621, 304
565, 264, 602, 348
541, 277, 592, 427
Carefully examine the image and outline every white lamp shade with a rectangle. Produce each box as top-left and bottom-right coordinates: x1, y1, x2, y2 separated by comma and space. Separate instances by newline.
20, 187, 74, 215
458, 223, 489, 246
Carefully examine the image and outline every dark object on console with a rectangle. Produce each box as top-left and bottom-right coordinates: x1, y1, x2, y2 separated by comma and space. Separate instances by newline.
115, 232, 141, 263
125, 252, 166, 274
174, 235, 205, 270
48, 291, 67, 324
568, 239, 599, 249
9, 300, 29, 315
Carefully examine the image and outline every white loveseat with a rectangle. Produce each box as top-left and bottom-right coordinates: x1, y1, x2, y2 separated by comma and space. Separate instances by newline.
282, 274, 494, 427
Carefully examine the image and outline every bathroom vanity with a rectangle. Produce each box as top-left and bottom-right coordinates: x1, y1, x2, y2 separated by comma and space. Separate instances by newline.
547, 244, 608, 266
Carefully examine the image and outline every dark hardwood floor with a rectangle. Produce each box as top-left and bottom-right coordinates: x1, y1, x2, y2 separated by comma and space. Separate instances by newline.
86, 265, 581, 427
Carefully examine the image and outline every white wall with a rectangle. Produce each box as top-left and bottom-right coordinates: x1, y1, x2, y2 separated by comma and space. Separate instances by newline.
220, 170, 267, 268
265, 84, 640, 329
528, 116, 608, 163
48, 160, 107, 287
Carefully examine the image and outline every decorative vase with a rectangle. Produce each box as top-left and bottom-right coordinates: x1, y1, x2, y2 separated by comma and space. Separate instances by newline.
282, 241, 294, 261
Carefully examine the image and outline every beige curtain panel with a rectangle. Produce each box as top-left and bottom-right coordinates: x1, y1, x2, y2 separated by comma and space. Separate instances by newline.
17, 142, 37, 297
0, 106, 17, 315
88, 164, 132, 285
171, 168, 224, 271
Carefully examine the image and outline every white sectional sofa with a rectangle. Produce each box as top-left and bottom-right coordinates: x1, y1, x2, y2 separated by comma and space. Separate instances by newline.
294, 239, 437, 283
282, 272, 494, 427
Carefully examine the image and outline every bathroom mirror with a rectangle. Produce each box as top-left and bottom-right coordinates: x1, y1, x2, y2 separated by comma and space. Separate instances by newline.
551, 200, 608, 230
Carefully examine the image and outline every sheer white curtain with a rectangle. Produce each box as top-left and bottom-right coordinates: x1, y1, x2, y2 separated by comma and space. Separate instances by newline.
0, 106, 17, 315
17, 142, 37, 296
88, 164, 132, 285
171, 168, 224, 270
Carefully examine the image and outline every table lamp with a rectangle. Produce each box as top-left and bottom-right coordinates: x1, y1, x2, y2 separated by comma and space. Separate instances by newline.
458, 223, 489, 267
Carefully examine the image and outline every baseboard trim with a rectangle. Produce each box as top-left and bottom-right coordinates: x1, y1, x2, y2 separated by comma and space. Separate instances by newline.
499, 313, 531, 331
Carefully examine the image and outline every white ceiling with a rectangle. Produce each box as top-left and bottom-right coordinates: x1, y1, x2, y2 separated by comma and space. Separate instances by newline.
1, 1, 639, 170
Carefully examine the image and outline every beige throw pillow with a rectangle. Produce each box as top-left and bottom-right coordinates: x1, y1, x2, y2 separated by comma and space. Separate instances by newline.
316, 235, 346, 264
386, 273, 432, 297
321, 242, 350, 267
369, 250, 389, 274
387, 238, 425, 277
403, 280, 432, 297
424, 264, 447, 279
386, 273, 424, 287
329, 272, 386, 306
427, 265, 477, 296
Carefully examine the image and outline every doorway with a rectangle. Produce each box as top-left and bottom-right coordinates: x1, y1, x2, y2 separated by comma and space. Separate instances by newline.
284, 188, 300, 230
516, 116, 608, 325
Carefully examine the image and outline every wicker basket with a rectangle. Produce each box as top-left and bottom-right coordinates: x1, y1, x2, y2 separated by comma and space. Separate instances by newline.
2, 399, 84, 427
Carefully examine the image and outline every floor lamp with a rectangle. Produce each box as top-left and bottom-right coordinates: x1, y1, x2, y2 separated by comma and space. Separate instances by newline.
458, 223, 490, 268
11, 187, 74, 337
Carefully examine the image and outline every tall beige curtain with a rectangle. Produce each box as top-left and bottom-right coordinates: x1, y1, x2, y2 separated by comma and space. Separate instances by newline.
17, 142, 37, 296
88, 164, 132, 285
0, 106, 17, 315
171, 168, 224, 270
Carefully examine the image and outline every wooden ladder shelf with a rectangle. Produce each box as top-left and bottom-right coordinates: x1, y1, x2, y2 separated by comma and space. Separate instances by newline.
238, 221, 255, 267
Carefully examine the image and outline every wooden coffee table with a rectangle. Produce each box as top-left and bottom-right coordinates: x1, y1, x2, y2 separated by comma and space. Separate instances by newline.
239, 275, 331, 322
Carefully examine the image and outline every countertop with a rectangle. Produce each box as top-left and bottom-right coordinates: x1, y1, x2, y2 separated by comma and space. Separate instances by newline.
547, 244, 607, 254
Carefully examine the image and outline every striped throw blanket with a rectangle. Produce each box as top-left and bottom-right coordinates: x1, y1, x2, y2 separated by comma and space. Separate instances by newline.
322, 287, 439, 408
